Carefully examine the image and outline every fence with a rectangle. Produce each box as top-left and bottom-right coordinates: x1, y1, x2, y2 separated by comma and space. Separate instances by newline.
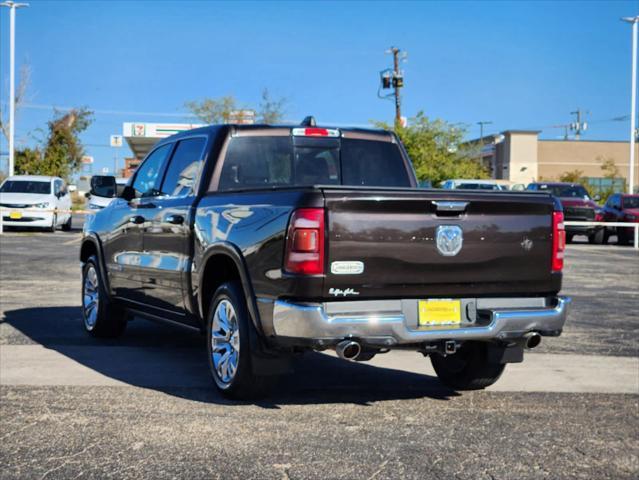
564, 221, 639, 250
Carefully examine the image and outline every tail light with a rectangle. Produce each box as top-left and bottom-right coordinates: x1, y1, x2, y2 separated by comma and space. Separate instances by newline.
292, 127, 340, 137
552, 211, 566, 272
284, 208, 325, 275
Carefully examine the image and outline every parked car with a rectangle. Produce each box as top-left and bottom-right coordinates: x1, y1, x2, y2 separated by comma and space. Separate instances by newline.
0, 175, 72, 231
526, 182, 601, 243
80, 121, 569, 399
441, 179, 508, 190
85, 177, 129, 210
598, 193, 639, 245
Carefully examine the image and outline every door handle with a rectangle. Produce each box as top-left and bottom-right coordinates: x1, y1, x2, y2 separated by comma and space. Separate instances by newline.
129, 215, 145, 225
136, 202, 156, 209
166, 214, 184, 225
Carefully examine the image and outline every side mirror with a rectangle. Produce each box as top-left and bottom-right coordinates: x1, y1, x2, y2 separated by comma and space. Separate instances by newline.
90, 175, 117, 198
120, 185, 136, 201
594, 194, 601, 202
84, 191, 91, 199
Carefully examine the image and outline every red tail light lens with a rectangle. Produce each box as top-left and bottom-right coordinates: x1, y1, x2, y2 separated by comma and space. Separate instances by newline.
552, 211, 566, 272
284, 208, 325, 275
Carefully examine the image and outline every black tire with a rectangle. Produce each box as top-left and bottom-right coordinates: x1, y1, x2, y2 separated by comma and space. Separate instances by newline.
48, 214, 57, 233
81, 255, 127, 338
589, 229, 604, 244
206, 281, 274, 399
617, 230, 631, 245
566, 233, 574, 244
430, 342, 505, 391
61, 215, 72, 231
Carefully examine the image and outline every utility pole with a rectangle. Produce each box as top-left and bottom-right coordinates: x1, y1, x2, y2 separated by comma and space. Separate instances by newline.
391, 47, 402, 124
622, 16, 638, 194
477, 121, 493, 176
478, 121, 493, 148
0, 1, 29, 177
378, 46, 406, 126
570, 108, 588, 140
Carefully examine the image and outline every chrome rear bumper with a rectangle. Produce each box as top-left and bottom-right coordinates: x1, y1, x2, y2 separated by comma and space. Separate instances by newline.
272, 297, 570, 347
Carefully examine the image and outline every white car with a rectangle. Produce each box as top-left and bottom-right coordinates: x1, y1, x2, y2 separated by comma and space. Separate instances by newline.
0, 175, 73, 231
86, 177, 128, 210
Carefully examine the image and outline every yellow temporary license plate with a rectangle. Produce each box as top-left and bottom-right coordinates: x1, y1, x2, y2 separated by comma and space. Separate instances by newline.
9, 211, 22, 220
418, 299, 462, 326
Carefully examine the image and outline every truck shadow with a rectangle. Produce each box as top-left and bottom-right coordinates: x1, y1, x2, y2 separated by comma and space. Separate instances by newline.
1, 306, 459, 406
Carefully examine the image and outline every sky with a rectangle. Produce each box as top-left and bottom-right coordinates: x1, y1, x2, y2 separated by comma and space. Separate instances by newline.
1, 0, 638, 177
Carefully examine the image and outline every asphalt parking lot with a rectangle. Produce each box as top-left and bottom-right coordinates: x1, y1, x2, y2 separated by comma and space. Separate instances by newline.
0, 220, 637, 479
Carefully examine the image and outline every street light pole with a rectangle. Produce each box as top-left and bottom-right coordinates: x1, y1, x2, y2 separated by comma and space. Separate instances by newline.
477, 120, 493, 175
622, 16, 639, 194
1, 1, 29, 177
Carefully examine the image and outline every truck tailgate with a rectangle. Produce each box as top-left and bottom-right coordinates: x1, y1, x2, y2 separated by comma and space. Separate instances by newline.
323, 188, 560, 299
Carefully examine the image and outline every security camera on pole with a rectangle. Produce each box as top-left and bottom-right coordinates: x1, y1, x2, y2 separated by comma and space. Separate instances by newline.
378, 46, 407, 127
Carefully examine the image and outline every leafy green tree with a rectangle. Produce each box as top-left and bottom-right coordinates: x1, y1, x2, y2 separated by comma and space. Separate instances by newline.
185, 89, 287, 125
184, 96, 238, 124
376, 112, 488, 186
559, 169, 584, 183
597, 156, 626, 200
15, 108, 93, 180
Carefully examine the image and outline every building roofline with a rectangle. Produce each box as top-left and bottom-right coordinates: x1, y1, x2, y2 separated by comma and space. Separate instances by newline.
539, 138, 635, 144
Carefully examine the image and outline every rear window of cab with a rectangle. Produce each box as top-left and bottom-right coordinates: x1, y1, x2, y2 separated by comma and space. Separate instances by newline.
217, 135, 412, 191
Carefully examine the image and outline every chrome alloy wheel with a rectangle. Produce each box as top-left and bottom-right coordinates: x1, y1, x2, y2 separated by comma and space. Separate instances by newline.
83, 265, 100, 330
211, 299, 240, 385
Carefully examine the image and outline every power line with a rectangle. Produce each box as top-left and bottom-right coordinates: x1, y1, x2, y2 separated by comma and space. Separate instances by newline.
19, 103, 197, 119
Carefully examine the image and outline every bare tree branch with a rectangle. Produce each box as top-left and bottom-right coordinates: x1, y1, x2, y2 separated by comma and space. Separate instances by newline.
1, 63, 32, 142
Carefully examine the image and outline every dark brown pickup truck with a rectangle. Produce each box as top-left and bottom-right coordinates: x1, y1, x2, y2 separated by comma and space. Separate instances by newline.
81, 120, 570, 398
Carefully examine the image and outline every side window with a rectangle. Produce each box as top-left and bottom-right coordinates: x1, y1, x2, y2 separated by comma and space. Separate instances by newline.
53, 180, 61, 196
132, 144, 173, 198
218, 136, 293, 190
159, 137, 206, 197
613, 195, 621, 209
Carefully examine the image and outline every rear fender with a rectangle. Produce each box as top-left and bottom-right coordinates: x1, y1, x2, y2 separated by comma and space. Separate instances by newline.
198, 242, 263, 335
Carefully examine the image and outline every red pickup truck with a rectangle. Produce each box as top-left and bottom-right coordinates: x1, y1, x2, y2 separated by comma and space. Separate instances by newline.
526, 182, 601, 243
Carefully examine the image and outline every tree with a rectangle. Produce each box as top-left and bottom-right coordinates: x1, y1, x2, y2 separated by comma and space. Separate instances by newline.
0, 64, 31, 143
185, 89, 287, 125
559, 169, 584, 183
375, 112, 488, 186
597, 156, 626, 200
15, 108, 93, 180
184, 96, 237, 124
258, 88, 286, 124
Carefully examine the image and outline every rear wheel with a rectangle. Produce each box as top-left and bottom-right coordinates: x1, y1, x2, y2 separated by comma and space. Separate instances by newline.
430, 342, 505, 390
566, 233, 574, 243
206, 282, 274, 399
61, 215, 72, 231
82, 255, 127, 338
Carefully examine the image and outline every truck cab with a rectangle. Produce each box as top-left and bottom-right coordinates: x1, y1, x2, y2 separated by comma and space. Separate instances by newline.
81, 121, 570, 399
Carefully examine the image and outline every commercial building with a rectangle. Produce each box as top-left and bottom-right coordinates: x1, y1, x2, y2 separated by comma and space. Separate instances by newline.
474, 131, 638, 192
120, 113, 255, 178
121, 122, 205, 177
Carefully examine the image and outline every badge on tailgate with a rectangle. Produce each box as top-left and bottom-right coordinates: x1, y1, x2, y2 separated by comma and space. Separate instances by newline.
330, 261, 364, 275
418, 299, 462, 326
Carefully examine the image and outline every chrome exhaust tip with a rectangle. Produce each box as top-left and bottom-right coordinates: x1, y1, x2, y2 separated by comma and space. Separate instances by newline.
524, 332, 542, 349
336, 340, 362, 361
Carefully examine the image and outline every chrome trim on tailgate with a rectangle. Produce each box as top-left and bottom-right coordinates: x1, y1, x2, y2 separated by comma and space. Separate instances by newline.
272, 297, 570, 346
